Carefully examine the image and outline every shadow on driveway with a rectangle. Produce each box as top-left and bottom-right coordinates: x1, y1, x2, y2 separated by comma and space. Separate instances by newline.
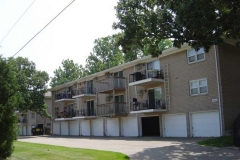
130, 140, 240, 160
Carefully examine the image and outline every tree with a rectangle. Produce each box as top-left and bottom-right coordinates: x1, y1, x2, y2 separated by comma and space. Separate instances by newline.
85, 34, 124, 75
50, 59, 86, 87
113, 0, 240, 57
0, 56, 19, 159
8, 57, 50, 117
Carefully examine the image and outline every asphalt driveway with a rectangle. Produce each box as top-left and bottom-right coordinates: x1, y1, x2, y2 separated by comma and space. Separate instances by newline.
18, 136, 240, 160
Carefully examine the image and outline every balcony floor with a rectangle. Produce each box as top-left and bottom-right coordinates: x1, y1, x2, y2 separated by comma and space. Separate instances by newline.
129, 78, 164, 87
72, 116, 97, 119
130, 109, 167, 114
72, 94, 96, 99
55, 99, 75, 103
55, 118, 75, 121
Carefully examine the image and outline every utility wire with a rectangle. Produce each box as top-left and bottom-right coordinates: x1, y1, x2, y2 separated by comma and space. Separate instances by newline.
0, 0, 37, 44
12, 0, 75, 57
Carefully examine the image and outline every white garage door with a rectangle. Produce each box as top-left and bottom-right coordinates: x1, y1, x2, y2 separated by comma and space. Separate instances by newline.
61, 121, 69, 135
81, 120, 90, 136
19, 126, 22, 135
191, 111, 220, 137
70, 121, 79, 136
122, 117, 138, 137
53, 122, 60, 135
92, 119, 104, 136
27, 126, 32, 135
163, 114, 187, 137
23, 126, 27, 135
106, 118, 119, 136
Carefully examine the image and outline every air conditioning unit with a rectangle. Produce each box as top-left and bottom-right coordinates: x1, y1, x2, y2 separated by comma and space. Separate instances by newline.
137, 90, 144, 95
135, 63, 143, 69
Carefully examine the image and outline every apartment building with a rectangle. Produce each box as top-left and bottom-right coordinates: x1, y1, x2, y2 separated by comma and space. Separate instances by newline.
50, 42, 240, 137
17, 92, 52, 136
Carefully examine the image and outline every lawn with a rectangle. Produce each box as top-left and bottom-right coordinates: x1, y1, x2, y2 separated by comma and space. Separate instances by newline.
197, 136, 233, 148
10, 141, 129, 160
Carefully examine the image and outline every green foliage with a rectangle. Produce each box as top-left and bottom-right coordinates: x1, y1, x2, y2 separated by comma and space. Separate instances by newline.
113, 0, 240, 57
12, 141, 129, 160
85, 34, 124, 75
0, 56, 18, 159
50, 59, 86, 87
198, 136, 233, 148
8, 57, 50, 118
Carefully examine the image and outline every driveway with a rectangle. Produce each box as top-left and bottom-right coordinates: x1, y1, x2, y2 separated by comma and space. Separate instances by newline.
18, 136, 240, 160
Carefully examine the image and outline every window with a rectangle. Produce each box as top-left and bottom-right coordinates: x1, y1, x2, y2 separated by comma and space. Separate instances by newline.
187, 48, 205, 63
190, 79, 208, 95
147, 60, 160, 78
31, 112, 35, 119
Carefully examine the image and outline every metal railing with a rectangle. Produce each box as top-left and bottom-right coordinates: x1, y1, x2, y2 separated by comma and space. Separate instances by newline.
98, 77, 125, 92
74, 109, 96, 116
18, 119, 27, 123
130, 99, 166, 111
97, 103, 127, 116
55, 92, 74, 100
129, 69, 164, 83
73, 87, 96, 96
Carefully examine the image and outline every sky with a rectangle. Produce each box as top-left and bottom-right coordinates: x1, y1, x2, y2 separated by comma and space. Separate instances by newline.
0, 0, 119, 79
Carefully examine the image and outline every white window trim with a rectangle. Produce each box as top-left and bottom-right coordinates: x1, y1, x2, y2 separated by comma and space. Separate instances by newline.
189, 78, 208, 96
187, 48, 205, 64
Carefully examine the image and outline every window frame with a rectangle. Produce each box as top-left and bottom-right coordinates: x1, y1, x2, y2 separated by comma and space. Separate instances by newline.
189, 78, 208, 96
187, 48, 205, 64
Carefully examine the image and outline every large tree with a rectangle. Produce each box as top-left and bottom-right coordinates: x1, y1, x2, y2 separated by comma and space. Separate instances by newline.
50, 59, 86, 87
85, 34, 124, 75
113, 0, 240, 57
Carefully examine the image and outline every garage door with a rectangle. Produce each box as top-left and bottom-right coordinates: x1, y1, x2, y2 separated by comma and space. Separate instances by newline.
106, 118, 119, 136
163, 114, 187, 137
53, 122, 60, 135
23, 126, 27, 135
27, 126, 32, 136
141, 116, 160, 136
92, 119, 104, 136
70, 121, 79, 136
122, 117, 138, 137
19, 126, 22, 135
191, 111, 220, 137
61, 121, 69, 135
81, 120, 90, 136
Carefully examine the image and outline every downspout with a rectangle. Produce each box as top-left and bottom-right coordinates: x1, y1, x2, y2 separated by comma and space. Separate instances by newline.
214, 45, 224, 136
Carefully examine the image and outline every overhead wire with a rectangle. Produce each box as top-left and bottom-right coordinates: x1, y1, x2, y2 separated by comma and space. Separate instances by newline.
0, 0, 37, 44
12, 0, 75, 57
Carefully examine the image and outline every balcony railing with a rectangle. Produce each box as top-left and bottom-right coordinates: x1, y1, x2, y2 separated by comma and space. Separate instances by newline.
98, 77, 125, 92
130, 99, 166, 111
73, 87, 96, 96
55, 110, 75, 118
74, 109, 96, 117
129, 70, 164, 83
18, 119, 27, 123
97, 103, 127, 116
55, 92, 74, 100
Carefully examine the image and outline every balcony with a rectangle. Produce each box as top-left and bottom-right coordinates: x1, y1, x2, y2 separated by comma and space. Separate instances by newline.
55, 110, 75, 121
72, 87, 96, 99
73, 109, 96, 119
55, 92, 75, 103
97, 103, 128, 117
18, 119, 28, 125
130, 99, 167, 113
98, 77, 125, 94
129, 69, 164, 87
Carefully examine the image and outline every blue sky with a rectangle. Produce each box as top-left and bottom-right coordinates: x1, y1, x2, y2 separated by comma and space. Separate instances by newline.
0, 0, 119, 79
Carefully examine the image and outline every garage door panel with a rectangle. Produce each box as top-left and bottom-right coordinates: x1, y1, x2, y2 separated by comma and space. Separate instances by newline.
61, 121, 69, 135
122, 117, 138, 137
191, 112, 220, 137
81, 120, 90, 136
23, 126, 27, 135
107, 118, 119, 136
92, 119, 104, 136
27, 126, 32, 136
70, 121, 79, 136
19, 127, 22, 136
53, 122, 60, 135
163, 114, 187, 137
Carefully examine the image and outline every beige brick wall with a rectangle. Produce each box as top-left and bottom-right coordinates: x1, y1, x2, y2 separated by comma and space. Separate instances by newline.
218, 43, 240, 131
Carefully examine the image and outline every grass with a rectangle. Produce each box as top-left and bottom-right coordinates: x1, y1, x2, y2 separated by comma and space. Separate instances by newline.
10, 141, 129, 160
197, 136, 233, 148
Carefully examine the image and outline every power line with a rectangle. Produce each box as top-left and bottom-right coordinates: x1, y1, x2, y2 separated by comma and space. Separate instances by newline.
12, 0, 75, 57
0, 0, 37, 44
